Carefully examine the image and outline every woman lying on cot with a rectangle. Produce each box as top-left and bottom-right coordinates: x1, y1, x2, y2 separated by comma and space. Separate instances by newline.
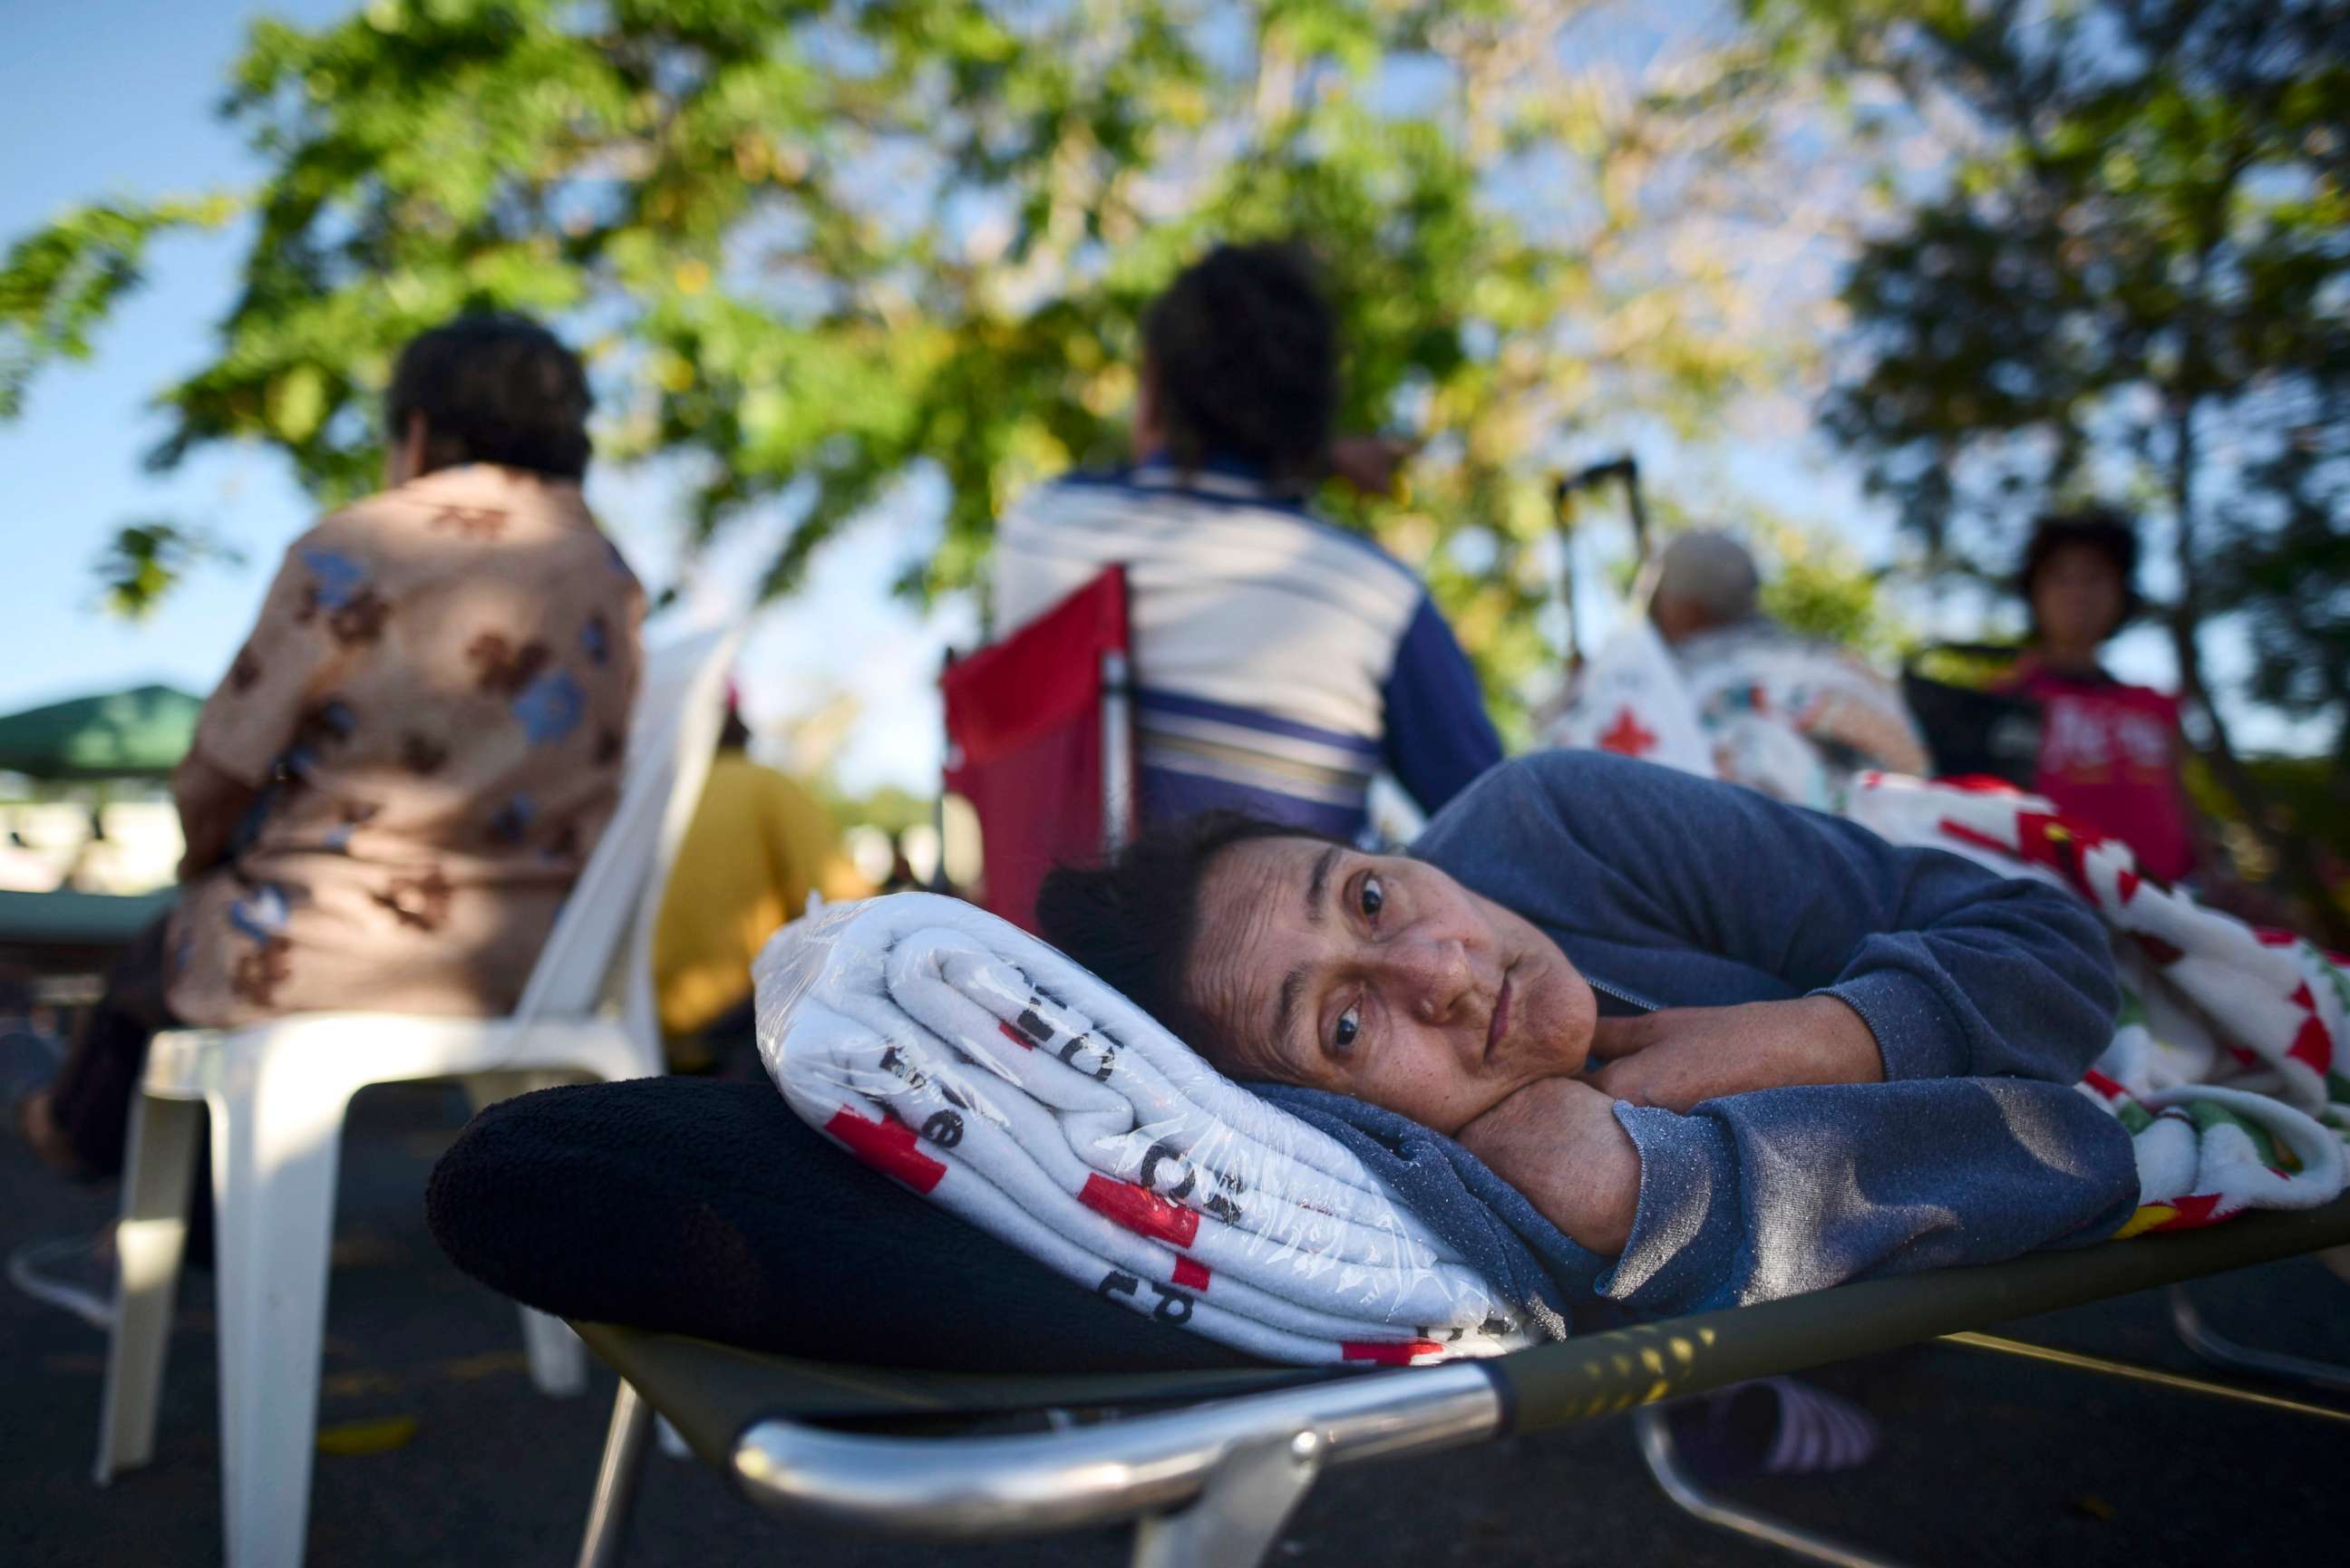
1038, 750, 2139, 1292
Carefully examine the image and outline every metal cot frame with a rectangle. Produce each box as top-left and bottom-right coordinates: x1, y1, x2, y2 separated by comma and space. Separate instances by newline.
570, 1194, 2350, 1568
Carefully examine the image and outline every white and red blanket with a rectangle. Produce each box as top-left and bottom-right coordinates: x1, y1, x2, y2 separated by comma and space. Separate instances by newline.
1850, 774, 2348, 1234
753, 893, 1539, 1364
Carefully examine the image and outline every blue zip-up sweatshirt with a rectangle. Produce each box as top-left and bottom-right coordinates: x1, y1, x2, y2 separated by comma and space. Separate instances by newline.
1274, 751, 2141, 1320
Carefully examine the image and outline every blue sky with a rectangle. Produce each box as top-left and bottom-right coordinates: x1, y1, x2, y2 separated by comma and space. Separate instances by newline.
0, 1, 2280, 791
0, 0, 343, 721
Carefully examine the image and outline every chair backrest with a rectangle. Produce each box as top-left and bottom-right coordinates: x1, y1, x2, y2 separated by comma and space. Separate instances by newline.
513, 625, 741, 1064
942, 566, 1135, 933
1901, 643, 2044, 788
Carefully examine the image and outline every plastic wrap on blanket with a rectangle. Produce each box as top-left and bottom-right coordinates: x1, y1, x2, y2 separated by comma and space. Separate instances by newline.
753, 893, 1544, 1366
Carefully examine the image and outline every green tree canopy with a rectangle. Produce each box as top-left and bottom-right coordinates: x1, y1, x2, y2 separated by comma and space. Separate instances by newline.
4, 0, 1850, 735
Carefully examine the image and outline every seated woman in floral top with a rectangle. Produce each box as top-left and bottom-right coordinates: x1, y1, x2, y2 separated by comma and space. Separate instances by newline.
11, 313, 644, 1325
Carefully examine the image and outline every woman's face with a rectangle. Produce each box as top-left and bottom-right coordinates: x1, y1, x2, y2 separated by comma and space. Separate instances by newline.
1183, 839, 1598, 1135
2032, 543, 2126, 653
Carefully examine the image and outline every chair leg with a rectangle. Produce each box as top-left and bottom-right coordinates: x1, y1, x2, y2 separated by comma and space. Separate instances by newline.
93, 1092, 203, 1483
2169, 1283, 2350, 1395
520, 1307, 589, 1397
577, 1381, 655, 1568
209, 1073, 350, 1568
1631, 1406, 1910, 1568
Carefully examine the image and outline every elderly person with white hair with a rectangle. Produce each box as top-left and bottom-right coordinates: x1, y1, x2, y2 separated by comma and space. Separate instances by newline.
1649, 529, 1769, 648
1646, 530, 1928, 804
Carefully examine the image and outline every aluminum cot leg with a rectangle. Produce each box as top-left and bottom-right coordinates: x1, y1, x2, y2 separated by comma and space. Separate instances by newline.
2168, 1283, 2350, 1395
1129, 1426, 1327, 1568
577, 1381, 655, 1568
1632, 1406, 1911, 1568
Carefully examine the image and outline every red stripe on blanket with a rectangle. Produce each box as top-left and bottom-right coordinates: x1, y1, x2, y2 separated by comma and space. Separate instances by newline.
1342, 1340, 1445, 1366
1080, 1174, 1200, 1248
1947, 809, 2121, 904
1937, 819, 2015, 857
2287, 1015, 2333, 1073
825, 1107, 947, 1195
2081, 1069, 2127, 1101
1171, 1256, 1211, 1292
2149, 1192, 2225, 1232
1938, 775, 2024, 796
2252, 926, 2349, 966
2114, 869, 2141, 905
998, 1021, 1035, 1050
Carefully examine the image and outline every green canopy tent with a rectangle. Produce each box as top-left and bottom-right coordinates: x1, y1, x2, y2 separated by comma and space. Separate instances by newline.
0, 685, 196, 955
0, 684, 201, 781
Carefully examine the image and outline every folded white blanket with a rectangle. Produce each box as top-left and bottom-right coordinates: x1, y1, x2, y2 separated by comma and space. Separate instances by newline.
753, 893, 1538, 1364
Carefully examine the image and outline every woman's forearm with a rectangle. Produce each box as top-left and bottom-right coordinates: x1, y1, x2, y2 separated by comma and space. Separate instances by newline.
172, 751, 258, 880
1588, 994, 1882, 1112
1457, 1076, 1640, 1256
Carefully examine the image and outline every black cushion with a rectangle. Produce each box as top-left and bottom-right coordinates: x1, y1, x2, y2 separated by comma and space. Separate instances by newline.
426, 1076, 1259, 1374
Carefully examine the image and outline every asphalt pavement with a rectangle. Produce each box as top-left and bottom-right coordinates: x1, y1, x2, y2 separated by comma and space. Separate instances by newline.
6, 1079, 2345, 1567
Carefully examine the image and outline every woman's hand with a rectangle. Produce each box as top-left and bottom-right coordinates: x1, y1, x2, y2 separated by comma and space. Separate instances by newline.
1587, 995, 1883, 1113
1456, 1076, 1640, 1256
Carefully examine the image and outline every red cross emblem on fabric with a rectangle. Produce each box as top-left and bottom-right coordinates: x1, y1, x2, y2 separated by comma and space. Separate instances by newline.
1597, 706, 1658, 757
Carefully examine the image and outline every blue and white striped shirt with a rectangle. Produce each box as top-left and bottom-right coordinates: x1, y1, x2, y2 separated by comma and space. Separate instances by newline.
992, 460, 1502, 838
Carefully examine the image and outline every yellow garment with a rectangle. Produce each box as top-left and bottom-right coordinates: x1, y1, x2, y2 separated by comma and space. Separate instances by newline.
653, 752, 869, 1062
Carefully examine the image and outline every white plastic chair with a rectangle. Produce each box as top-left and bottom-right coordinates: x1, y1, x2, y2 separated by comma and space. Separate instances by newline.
93, 625, 739, 1568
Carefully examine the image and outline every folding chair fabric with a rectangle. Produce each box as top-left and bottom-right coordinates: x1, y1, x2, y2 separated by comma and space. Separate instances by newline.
942, 565, 1131, 931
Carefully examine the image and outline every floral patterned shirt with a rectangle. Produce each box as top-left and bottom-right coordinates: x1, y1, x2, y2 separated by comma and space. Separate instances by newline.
165, 463, 645, 1027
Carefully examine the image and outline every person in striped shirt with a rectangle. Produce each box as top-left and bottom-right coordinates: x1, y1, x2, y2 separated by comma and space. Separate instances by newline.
990, 242, 1503, 841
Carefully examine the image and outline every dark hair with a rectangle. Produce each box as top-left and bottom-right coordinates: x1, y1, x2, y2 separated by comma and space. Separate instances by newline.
2019, 508, 2143, 639
1141, 243, 1337, 492
718, 707, 753, 752
1034, 810, 1341, 1068
386, 313, 592, 480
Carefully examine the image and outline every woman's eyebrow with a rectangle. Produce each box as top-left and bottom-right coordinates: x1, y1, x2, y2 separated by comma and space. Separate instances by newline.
1268, 846, 1344, 1059
1274, 965, 1308, 1054
1303, 844, 1340, 927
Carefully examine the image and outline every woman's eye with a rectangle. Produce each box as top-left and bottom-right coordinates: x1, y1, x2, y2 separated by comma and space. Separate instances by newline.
1359, 874, 1384, 921
1333, 1004, 1361, 1054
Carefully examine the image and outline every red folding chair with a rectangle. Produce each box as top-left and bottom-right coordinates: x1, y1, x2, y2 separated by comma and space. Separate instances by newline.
941, 566, 1136, 933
